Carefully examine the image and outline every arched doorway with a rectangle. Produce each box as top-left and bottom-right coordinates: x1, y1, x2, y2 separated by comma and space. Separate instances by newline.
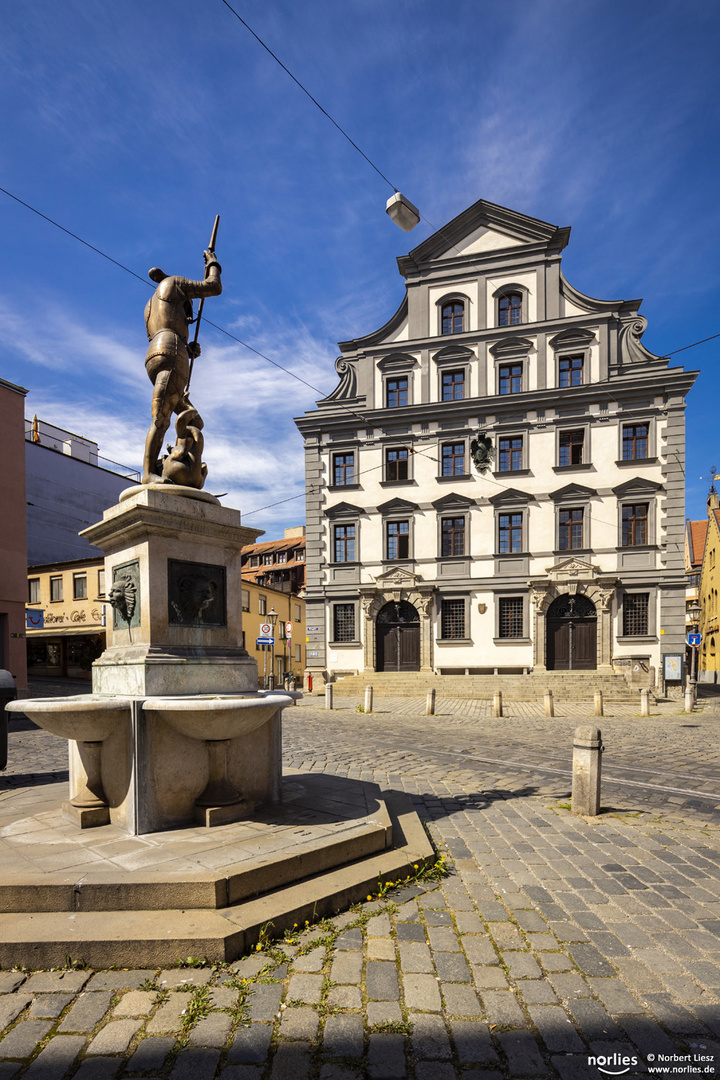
376, 600, 420, 672
546, 594, 597, 670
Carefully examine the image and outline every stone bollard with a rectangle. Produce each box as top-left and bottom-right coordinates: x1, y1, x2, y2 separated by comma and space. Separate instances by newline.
493, 691, 503, 718
684, 686, 694, 714
640, 688, 649, 717
594, 691, 604, 718
426, 688, 436, 716
365, 685, 374, 714
325, 684, 334, 711
572, 725, 603, 816
544, 689, 554, 718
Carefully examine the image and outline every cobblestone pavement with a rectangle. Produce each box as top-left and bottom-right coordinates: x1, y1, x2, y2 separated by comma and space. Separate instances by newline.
1, 689, 720, 1078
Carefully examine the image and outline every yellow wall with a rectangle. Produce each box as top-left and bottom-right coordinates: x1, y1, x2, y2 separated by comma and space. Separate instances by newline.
26, 559, 106, 678
699, 506, 720, 674
241, 579, 305, 687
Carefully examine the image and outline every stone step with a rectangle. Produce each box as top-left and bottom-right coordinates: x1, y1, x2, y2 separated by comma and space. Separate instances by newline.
329, 673, 640, 701
0, 793, 434, 969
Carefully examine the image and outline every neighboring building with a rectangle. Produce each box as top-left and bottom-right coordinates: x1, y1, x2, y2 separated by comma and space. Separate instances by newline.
0, 377, 29, 692
696, 489, 720, 682
26, 418, 138, 564
26, 558, 106, 680
296, 197, 697, 687
684, 516, 706, 682
241, 528, 306, 595
241, 578, 306, 687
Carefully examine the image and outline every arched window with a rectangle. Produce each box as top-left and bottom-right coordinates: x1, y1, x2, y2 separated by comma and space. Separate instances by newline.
498, 292, 523, 327
441, 301, 464, 335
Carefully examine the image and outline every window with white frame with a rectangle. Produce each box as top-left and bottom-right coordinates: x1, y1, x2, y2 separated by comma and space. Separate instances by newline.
558, 429, 584, 467
622, 504, 648, 547
50, 575, 63, 602
332, 452, 355, 486
498, 292, 523, 327
386, 377, 408, 408
559, 507, 584, 550
28, 578, 40, 603
499, 362, 523, 395
498, 435, 523, 472
334, 523, 356, 562
622, 423, 649, 461
558, 354, 584, 387
498, 512, 523, 553
242, 589, 250, 612
385, 446, 409, 482
441, 301, 464, 335
441, 442, 465, 477
386, 520, 410, 560
441, 369, 465, 401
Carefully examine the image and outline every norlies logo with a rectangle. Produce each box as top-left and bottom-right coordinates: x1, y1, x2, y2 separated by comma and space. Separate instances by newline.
589, 1054, 639, 1075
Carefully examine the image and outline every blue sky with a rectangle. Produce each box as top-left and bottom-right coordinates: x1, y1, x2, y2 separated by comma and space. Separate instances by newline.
1, 0, 718, 536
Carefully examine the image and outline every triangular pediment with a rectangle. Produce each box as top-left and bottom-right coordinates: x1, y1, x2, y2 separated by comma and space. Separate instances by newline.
613, 476, 663, 498
549, 483, 597, 503
488, 487, 535, 507
324, 501, 364, 519
377, 497, 419, 515
399, 199, 570, 271
432, 492, 475, 511
374, 565, 421, 587
545, 557, 599, 581
432, 344, 475, 364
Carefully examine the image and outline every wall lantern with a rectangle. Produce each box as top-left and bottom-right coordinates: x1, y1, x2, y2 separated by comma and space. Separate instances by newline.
386, 192, 420, 232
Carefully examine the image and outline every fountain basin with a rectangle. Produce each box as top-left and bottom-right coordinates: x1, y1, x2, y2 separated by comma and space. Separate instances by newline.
142, 692, 294, 741
5, 696, 131, 743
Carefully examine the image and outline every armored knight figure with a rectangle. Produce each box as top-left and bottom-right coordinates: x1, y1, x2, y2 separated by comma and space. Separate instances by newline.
142, 248, 221, 485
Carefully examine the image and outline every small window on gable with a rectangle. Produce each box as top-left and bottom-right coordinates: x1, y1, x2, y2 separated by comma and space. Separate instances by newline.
498, 292, 523, 327
441, 302, 464, 335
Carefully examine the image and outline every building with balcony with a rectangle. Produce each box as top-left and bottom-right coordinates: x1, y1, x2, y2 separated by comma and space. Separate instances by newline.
295, 198, 697, 688
241, 528, 306, 595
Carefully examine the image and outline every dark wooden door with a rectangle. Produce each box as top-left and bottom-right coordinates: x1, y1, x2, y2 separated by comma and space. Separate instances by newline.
546, 595, 597, 671
377, 623, 420, 671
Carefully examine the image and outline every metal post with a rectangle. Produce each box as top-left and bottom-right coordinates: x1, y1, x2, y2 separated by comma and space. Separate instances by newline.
493, 691, 503, 718
692, 644, 698, 703
572, 725, 603, 816
364, 686, 373, 714
594, 691, 603, 718
544, 689, 554, 718
325, 683, 334, 710
426, 689, 436, 716
640, 688, 650, 717
263, 645, 268, 690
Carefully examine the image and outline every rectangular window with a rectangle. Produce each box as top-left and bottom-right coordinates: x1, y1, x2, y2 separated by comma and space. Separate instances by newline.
250, 556, 260, 567
295, 645, 301, 662
558, 354, 584, 387
441, 442, 465, 476
242, 589, 250, 611
623, 593, 649, 636
441, 517, 465, 557
334, 524, 356, 562
499, 363, 522, 395
333, 603, 355, 642
259, 595, 267, 616
386, 520, 410, 560
28, 578, 40, 603
386, 447, 409, 482
498, 436, 523, 472
294, 603, 301, 621
498, 513, 523, 553
558, 429, 584, 467
332, 452, 355, 486
441, 598, 465, 639
295, 549, 305, 561
73, 573, 87, 600
263, 554, 273, 566
622, 423, 649, 461
559, 508, 584, 550
499, 597, 523, 638
622, 503, 648, 547
98, 569, 105, 596
50, 576, 63, 602
441, 370, 465, 401
386, 377, 408, 408
276, 551, 287, 563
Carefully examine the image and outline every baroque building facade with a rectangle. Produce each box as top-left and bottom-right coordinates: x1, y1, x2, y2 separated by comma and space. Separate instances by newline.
295, 199, 697, 687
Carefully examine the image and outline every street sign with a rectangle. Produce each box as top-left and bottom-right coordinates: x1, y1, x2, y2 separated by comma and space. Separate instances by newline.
307, 626, 320, 632
688, 633, 702, 646
259, 622, 272, 636
257, 636, 274, 646
285, 622, 292, 637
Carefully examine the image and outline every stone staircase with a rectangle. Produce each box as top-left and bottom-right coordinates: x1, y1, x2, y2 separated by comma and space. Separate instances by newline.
331, 670, 644, 702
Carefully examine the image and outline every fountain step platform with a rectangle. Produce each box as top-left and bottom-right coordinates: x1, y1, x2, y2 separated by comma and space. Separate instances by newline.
0, 789, 432, 968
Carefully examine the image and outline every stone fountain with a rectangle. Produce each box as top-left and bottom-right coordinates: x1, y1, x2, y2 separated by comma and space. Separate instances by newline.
7, 224, 296, 835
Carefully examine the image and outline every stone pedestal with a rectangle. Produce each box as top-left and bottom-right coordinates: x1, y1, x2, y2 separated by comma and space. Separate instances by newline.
60, 486, 291, 835
81, 486, 262, 696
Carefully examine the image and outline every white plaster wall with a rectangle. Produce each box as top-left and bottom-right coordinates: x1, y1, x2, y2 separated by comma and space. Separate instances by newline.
440, 225, 525, 257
